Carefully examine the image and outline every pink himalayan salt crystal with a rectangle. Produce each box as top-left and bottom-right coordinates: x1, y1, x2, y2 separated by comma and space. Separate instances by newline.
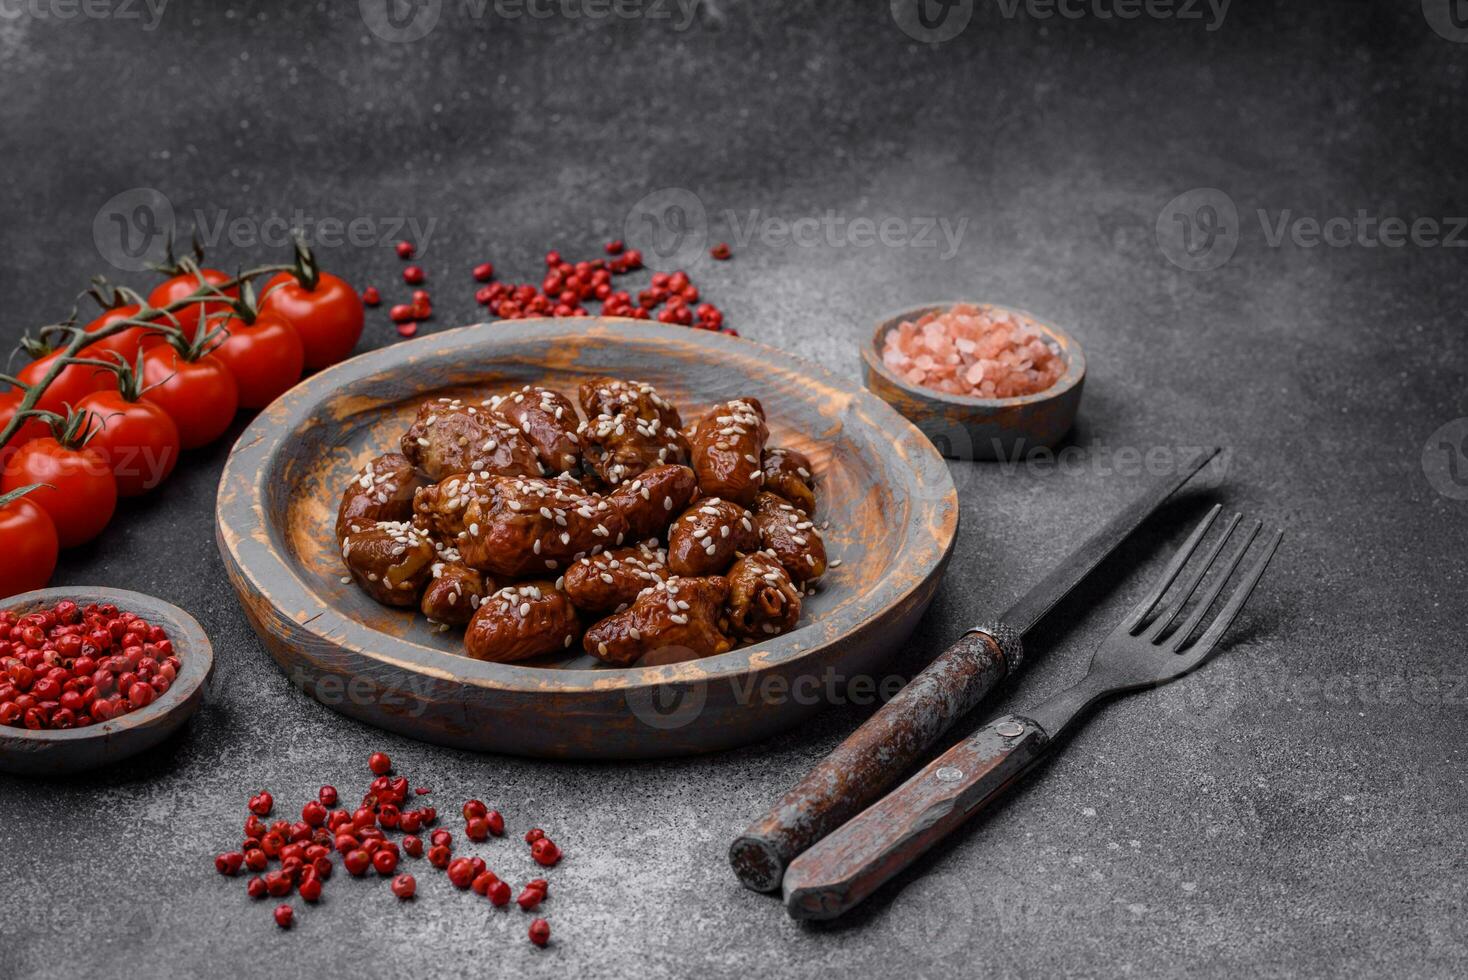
881, 303, 1064, 399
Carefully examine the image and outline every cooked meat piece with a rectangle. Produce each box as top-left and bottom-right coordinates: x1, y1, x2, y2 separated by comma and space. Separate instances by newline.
464, 581, 580, 663
456, 475, 628, 578
341, 521, 436, 607
583, 575, 732, 666
667, 497, 759, 576
726, 550, 803, 640
412, 471, 496, 541
685, 398, 768, 506
420, 561, 493, 626
577, 377, 682, 429
761, 447, 816, 515
562, 542, 670, 613
577, 377, 688, 487
606, 463, 698, 540
401, 397, 543, 482
578, 411, 689, 488
336, 453, 423, 542
485, 385, 582, 474
753, 491, 827, 581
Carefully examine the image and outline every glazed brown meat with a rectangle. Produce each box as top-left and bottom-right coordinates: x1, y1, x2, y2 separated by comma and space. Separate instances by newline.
726, 550, 803, 640
464, 581, 580, 663
685, 398, 768, 506
485, 385, 582, 474
401, 397, 543, 482
761, 447, 817, 515
456, 475, 628, 578
341, 521, 436, 607
582, 576, 732, 666
753, 491, 827, 581
577, 377, 688, 487
577, 377, 682, 429
420, 562, 493, 626
336, 453, 423, 542
607, 463, 698, 540
412, 471, 496, 540
562, 542, 670, 613
667, 497, 759, 577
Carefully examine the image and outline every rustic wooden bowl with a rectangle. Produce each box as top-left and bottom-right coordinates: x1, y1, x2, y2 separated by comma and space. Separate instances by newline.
0, 587, 212, 776
215, 318, 958, 759
861, 303, 1086, 460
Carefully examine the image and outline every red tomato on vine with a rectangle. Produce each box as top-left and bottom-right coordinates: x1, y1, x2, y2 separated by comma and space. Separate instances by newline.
0, 390, 49, 469
0, 486, 58, 597
80, 303, 152, 362
210, 310, 305, 409
12, 341, 113, 416
1, 418, 117, 549
138, 341, 239, 449
148, 266, 237, 342
260, 270, 364, 370
76, 361, 181, 497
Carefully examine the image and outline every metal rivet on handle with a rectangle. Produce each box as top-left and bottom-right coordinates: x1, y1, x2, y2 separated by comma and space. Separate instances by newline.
996, 720, 1024, 738
935, 767, 963, 782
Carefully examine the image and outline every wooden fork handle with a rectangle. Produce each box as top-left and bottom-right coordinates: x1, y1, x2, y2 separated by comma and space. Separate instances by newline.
729, 627, 1018, 893
782, 714, 1050, 920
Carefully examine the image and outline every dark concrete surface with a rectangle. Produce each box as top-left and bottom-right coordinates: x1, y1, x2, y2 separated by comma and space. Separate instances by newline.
2, 1, 1465, 977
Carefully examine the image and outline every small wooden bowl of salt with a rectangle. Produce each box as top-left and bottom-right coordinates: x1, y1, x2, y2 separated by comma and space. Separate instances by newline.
861, 302, 1085, 461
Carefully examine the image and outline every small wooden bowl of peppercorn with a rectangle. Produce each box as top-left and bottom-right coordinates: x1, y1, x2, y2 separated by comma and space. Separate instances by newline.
861, 302, 1086, 460
0, 587, 213, 776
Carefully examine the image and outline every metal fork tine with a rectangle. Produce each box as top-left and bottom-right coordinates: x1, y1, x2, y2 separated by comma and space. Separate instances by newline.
1124, 504, 1222, 633
1166, 519, 1260, 650
1174, 527, 1282, 660
1145, 512, 1243, 641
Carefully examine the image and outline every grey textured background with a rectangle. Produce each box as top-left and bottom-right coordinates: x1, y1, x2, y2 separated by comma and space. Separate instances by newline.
2, 2, 1465, 978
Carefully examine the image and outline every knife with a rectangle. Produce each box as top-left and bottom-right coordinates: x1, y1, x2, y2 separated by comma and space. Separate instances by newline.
728, 446, 1221, 893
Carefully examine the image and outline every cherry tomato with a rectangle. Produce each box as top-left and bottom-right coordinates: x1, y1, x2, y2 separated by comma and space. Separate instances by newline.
148, 267, 237, 342
0, 491, 58, 597
16, 350, 113, 416
0, 391, 49, 470
1, 437, 117, 548
210, 311, 306, 409
138, 345, 239, 449
80, 304, 153, 363
74, 390, 181, 497
260, 272, 364, 370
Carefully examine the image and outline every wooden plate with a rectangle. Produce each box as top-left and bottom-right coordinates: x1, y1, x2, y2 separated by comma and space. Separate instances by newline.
215, 319, 958, 759
0, 587, 212, 776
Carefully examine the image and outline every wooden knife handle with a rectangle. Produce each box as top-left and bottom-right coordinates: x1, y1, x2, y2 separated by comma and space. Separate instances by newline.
782, 714, 1050, 920
728, 627, 1015, 892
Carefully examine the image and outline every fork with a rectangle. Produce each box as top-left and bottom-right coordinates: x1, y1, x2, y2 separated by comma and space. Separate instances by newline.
781, 505, 1283, 920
